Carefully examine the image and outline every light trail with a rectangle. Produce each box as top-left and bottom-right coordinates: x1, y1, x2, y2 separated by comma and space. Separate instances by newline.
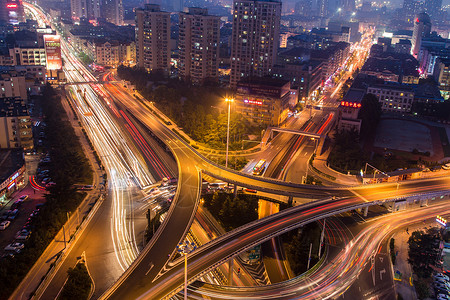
24, 2, 166, 272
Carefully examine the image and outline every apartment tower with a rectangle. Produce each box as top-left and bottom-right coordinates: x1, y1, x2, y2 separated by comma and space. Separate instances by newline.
230, 0, 281, 87
135, 4, 171, 73
179, 7, 220, 84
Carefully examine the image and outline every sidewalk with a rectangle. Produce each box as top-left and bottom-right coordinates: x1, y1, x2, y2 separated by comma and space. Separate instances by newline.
391, 226, 422, 300
10, 88, 105, 300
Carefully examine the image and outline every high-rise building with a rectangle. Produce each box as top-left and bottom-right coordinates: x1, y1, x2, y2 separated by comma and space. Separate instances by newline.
424, 0, 442, 18
403, 0, 421, 22
135, 4, 171, 73
1, 0, 25, 25
179, 8, 220, 84
317, 0, 328, 17
341, 0, 355, 12
102, 0, 123, 25
294, 0, 312, 16
70, 0, 100, 21
411, 12, 431, 58
230, 0, 281, 87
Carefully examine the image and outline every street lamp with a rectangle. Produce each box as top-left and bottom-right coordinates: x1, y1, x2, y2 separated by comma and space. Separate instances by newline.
225, 98, 234, 168
176, 240, 196, 300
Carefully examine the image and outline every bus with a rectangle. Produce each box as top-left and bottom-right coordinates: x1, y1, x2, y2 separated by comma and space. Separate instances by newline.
253, 159, 266, 176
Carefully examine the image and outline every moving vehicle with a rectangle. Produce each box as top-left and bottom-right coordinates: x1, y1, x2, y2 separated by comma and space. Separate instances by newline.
252, 159, 266, 176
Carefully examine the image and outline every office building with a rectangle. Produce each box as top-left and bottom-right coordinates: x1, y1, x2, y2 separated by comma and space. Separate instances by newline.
102, 0, 123, 25
0, 74, 27, 100
135, 4, 171, 73
1, 0, 25, 25
338, 88, 365, 133
411, 12, 431, 58
179, 8, 220, 84
235, 77, 294, 126
0, 149, 25, 203
0, 98, 33, 150
424, 0, 442, 18
230, 0, 281, 87
367, 83, 414, 113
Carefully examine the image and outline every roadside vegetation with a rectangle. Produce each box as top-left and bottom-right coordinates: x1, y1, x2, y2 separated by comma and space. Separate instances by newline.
0, 85, 93, 299
408, 227, 442, 299
281, 222, 322, 276
202, 192, 258, 231
59, 262, 92, 300
117, 65, 263, 151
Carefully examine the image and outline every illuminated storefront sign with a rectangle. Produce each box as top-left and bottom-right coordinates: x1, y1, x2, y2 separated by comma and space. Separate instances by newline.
44, 35, 63, 70
244, 99, 263, 106
340, 101, 362, 108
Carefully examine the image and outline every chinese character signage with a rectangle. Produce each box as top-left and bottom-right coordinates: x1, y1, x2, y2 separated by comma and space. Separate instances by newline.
44, 35, 62, 70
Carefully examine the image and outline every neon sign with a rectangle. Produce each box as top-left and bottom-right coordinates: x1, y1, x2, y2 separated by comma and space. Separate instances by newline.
6, 3, 18, 8
340, 101, 362, 108
437, 215, 447, 226
244, 99, 263, 106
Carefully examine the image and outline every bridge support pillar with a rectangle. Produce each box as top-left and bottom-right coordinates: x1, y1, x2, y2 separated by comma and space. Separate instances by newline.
420, 198, 429, 207
228, 258, 234, 285
233, 185, 237, 197
363, 206, 369, 217
288, 196, 293, 206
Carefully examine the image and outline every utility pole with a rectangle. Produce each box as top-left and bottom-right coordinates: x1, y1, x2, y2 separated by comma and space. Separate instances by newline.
307, 243, 313, 269
318, 219, 326, 257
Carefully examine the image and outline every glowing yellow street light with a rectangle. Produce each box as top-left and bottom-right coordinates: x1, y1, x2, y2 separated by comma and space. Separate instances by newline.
225, 98, 234, 168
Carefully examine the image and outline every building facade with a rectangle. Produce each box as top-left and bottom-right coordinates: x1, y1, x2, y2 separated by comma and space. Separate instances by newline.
0, 75, 27, 100
0, 98, 33, 150
411, 12, 431, 58
367, 84, 414, 112
235, 77, 294, 126
102, 0, 123, 25
135, 4, 171, 73
230, 0, 281, 87
179, 8, 220, 84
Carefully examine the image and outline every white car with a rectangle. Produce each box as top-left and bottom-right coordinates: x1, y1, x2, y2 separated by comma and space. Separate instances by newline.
4, 243, 24, 251
0, 221, 10, 230
18, 195, 28, 202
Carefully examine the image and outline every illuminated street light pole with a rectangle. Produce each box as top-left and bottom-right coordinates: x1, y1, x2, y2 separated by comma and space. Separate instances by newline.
176, 240, 196, 300
225, 98, 234, 168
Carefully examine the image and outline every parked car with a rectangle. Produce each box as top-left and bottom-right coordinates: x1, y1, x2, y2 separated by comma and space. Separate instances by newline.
437, 293, 450, 300
0, 221, 10, 230
7, 209, 19, 220
4, 242, 24, 252
16, 232, 30, 240
18, 195, 28, 201
435, 273, 450, 281
435, 278, 450, 285
1, 211, 10, 221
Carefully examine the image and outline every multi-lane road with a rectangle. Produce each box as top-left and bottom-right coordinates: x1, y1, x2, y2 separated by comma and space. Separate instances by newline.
20, 5, 450, 300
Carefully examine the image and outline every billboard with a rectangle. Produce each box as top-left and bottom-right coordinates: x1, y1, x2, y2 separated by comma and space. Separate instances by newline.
43, 35, 62, 70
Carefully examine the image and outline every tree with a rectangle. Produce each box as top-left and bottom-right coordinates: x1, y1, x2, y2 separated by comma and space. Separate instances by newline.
59, 263, 92, 300
327, 130, 364, 172
408, 228, 441, 279
358, 93, 382, 137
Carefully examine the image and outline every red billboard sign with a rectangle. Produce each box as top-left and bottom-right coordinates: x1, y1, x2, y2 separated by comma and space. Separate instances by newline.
43, 35, 62, 70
